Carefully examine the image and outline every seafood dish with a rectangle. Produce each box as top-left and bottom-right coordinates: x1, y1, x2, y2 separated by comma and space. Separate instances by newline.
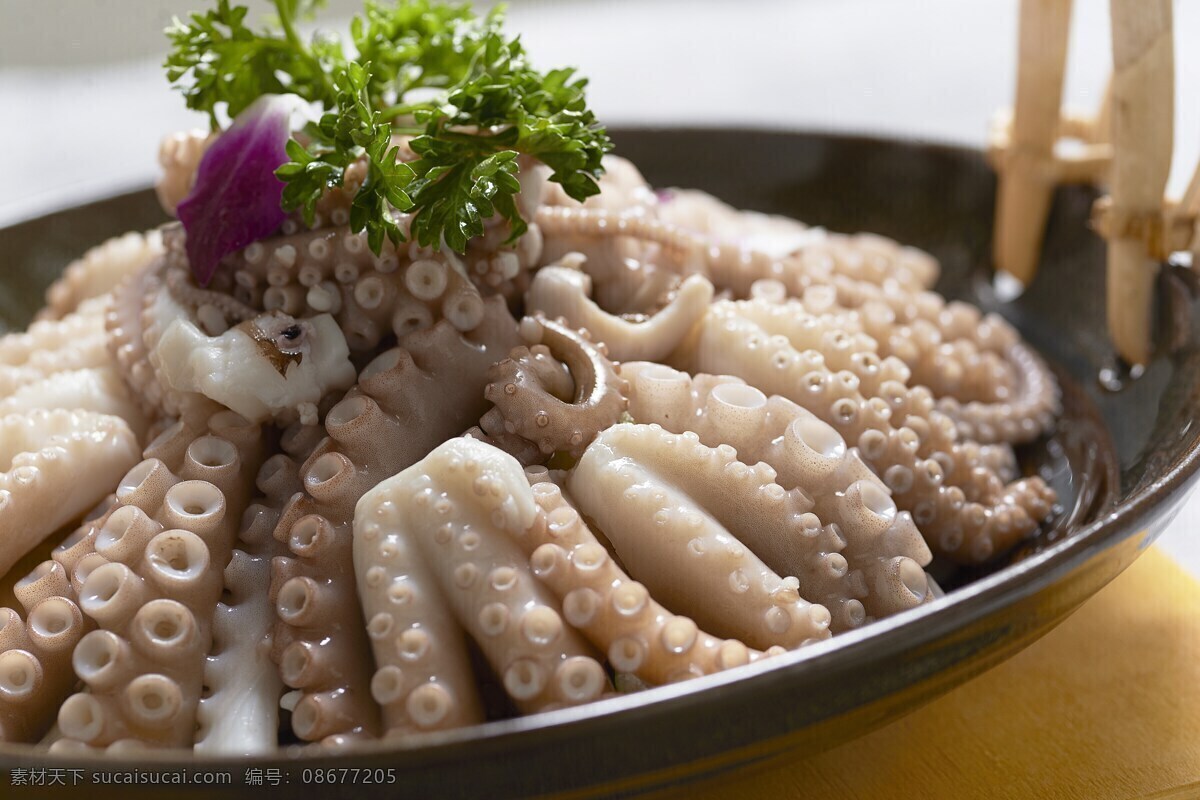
0, 0, 1062, 754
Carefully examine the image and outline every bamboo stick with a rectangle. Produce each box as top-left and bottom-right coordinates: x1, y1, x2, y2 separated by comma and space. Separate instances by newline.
1107, 0, 1174, 366
1166, 158, 1200, 259
993, 0, 1073, 287
1172, 160, 1200, 240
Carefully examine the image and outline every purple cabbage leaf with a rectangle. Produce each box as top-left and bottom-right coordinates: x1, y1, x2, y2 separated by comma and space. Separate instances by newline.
177, 94, 306, 285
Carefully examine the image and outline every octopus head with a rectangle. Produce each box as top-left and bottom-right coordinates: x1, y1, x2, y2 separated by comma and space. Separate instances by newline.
241, 313, 317, 377
155, 310, 356, 425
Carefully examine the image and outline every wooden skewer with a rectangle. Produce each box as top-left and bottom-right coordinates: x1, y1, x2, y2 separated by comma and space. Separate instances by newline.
1171, 160, 1200, 254
1106, 0, 1174, 366
1090, 155, 1199, 262
992, 0, 1074, 287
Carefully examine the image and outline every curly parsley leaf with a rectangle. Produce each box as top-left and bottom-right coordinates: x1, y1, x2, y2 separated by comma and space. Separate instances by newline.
404, 31, 609, 249
276, 62, 415, 250
168, 0, 611, 256
351, 0, 503, 102
406, 136, 522, 251
165, 0, 340, 127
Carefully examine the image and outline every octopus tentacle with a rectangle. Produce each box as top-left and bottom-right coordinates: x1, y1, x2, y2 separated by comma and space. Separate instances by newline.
933, 339, 1060, 444
769, 282, 1060, 444
567, 424, 834, 650
194, 423, 285, 755
680, 300, 1056, 563
534, 203, 937, 297
619, 363, 934, 628
165, 267, 258, 326
536, 205, 701, 266
751, 277, 1055, 442
0, 593, 88, 742
107, 264, 166, 419
0, 493, 119, 744
194, 545, 282, 755
525, 265, 714, 362
0, 365, 58, 400
117, 251, 195, 420
524, 475, 780, 684
355, 496, 484, 735
156, 130, 212, 216
50, 500, 114, 596
699, 298, 1035, 493
55, 414, 263, 750
269, 488, 380, 744
0, 295, 111, 378
221, 225, 505, 350
535, 200, 1057, 443
656, 189, 938, 291
0, 367, 150, 441
354, 437, 608, 734
539, 156, 676, 273
0, 409, 140, 578
603, 261, 684, 317
269, 298, 521, 744
195, 442, 303, 754
720, 293, 1028, 447
475, 315, 628, 463
39, 231, 165, 323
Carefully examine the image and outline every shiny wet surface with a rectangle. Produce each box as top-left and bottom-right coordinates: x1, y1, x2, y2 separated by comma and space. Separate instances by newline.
1, 129, 1197, 799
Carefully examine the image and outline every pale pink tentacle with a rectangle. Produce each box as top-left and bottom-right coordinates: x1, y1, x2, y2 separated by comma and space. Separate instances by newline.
269, 298, 521, 745
354, 438, 608, 732
524, 477, 780, 684
56, 414, 263, 750
568, 424, 834, 650
0, 409, 140, 578
524, 265, 713, 362
474, 315, 628, 463
620, 363, 934, 628
679, 300, 1056, 563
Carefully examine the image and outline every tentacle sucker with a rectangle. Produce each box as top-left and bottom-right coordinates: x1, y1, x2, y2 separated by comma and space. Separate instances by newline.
567, 424, 834, 650
353, 436, 609, 735
524, 475, 783, 684
471, 315, 628, 463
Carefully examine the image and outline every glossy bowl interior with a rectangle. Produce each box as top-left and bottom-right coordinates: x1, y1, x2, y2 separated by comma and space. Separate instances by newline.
1, 128, 1199, 799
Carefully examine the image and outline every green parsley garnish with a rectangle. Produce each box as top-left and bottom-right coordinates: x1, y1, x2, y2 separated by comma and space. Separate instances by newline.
165, 0, 611, 255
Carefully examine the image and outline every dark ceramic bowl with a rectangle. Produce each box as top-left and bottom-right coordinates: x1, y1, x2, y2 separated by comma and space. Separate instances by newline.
1, 129, 1198, 799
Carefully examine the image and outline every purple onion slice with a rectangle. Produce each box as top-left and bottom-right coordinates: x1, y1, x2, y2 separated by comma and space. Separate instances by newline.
177, 95, 302, 286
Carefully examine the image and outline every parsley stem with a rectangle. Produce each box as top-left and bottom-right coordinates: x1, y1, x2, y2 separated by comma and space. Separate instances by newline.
275, 0, 305, 51
380, 103, 425, 122
274, 0, 336, 104
434, 128, 510, 149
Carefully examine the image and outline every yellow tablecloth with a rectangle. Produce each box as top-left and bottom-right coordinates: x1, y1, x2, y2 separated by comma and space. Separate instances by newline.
660, 546, 1200, 800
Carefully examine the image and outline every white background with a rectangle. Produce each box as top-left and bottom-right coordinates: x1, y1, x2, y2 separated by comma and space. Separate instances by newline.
1, 0, 1197, 574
